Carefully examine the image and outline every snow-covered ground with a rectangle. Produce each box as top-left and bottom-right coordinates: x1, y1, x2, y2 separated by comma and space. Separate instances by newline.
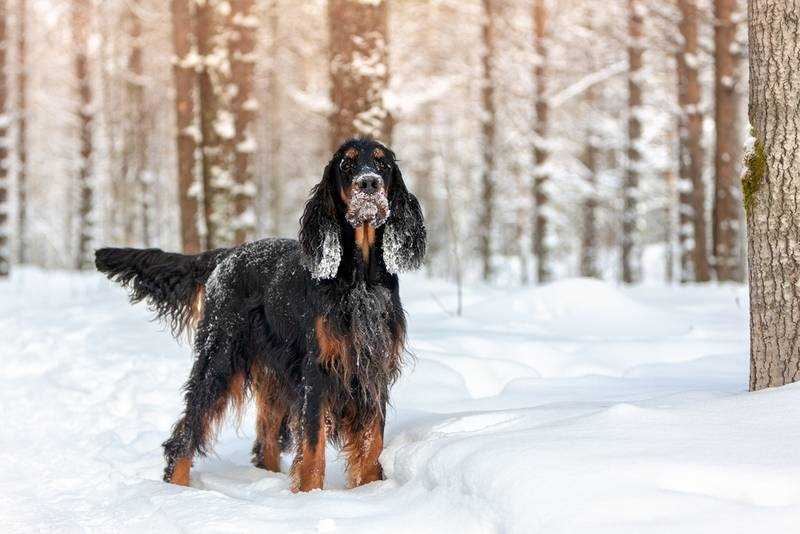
2, 268, 800, 533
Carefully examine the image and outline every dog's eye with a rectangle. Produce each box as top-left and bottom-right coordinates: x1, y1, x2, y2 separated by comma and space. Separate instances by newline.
375, 159, 386, 172
340, 158, 354, 172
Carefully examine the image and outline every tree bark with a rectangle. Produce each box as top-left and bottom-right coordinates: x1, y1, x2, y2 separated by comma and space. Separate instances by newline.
532, 0, 550, 283
266, 0, 282, 238
15, 0, 26, 265
712, 0, 744, 281
746, 0, 800, 390
478, 0, 496, 281
229, 0, 257, 245
196, 0, 233, 249
579, 6, 598, 279
621, 0, 643, 284
171, 0, 201, 253
327, 0, 391, 150
677, 0, 711, 283
73, 0, 94, 270
0, 0, 8, 277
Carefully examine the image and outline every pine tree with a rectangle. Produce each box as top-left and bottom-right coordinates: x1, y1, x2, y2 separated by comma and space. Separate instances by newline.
171, 0, 201, 254
72, 0, 94, 270
676, 0, 711, 282
328, 0, 391, 149
0, 0, 8, 277
532, 0, 550, 283
712, 0, 744, 282
15, 0, 26, 265
746, 0, 800, 390
621, 0, 644, 284
478, 0, 497, 281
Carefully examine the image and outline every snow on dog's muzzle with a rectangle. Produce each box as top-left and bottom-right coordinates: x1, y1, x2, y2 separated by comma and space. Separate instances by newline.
346, 172, 390, 228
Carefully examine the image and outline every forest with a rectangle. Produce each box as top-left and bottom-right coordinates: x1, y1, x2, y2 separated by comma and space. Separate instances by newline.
0, 0, 748, 286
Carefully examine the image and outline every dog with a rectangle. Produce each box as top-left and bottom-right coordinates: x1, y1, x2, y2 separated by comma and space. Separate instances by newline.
95, 138, 425, 492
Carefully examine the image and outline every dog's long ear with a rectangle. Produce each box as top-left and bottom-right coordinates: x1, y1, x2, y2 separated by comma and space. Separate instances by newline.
299, 161, 342, 279
382, 160, 426, 274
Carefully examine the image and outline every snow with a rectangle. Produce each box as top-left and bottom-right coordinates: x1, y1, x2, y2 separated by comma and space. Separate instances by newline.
3, 268, 800, 533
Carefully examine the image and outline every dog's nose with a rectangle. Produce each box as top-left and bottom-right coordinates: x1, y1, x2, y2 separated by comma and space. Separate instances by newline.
354, 173, 383, 195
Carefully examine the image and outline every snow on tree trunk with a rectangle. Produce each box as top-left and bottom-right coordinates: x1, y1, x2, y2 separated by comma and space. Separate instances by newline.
621, 0, 643, 284
229, 0, 257, 246
15, 0, 27, 265
171, 0, 202, 254
746, 0, 800, 390
478, 0, 496, 281
677, 0, 711, 283
532, 0, 551, 284
675, 62, 694, 283
125, 2, 151, 248
712, 0, 744, 282
0, 0, 8, 277
327, 0, 391, 149
266, 0, 282, 238
73, 0, 94, 270
197, 0, 235, 249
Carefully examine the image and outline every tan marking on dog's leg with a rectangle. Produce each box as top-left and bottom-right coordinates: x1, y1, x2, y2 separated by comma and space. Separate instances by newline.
291, 413, 327, 492
170, 457, 192, 486
344, 417, 384, 488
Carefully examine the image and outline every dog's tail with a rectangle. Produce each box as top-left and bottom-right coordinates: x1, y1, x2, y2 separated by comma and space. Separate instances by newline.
95, 246, 232, 338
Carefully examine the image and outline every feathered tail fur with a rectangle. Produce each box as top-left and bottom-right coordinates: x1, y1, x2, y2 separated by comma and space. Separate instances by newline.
95, 247, 231, 337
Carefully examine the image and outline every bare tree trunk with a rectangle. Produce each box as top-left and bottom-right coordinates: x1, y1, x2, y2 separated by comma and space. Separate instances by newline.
664, 170, 677, 283
125, 1, 150, 247
579, 6, 598, 279
230, 0, 257, 245
266, 0, 282, 238
677, 0, 711, 282
15, 0, 26, 265
712, 0, 744, 282
328, 0, 391, 150
73, 0, 94, 270
196, 0, 233, 249
532, 0, 550, 283
675, 60, 694, 282
621, 0, 643, 284
171, 0, 201, 253
746, 0, 800, 390
0, 0, 8, 277
478, 0, 496, 281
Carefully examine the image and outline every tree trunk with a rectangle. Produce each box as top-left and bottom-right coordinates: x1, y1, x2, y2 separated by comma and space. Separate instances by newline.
712, 0, 744, 282
0, 0, 8, 277
327, 0, 391, 150
532, 0, 550, 283
478, 0, 496, 281
171, 0, 201, 253
677, 0, 711, 283
125, 1, 150, 247
73, 0, 94, 270
266, 0, 282, 238
621, 0, 643, 284
15, 0, 26, 265
229, 0, 257, 245
579, 5, 598, 279
196, 0, 233, 249
746, 0, 800, 390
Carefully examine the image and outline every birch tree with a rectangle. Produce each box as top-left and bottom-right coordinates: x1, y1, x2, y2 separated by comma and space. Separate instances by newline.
712, 0, 744, 282
328, 0, 391, 149
72, 0, 94, 270
746, 0, 800, 390
532, 0, 550, 283
621, 0, 644, 284
0, 0, 8, 277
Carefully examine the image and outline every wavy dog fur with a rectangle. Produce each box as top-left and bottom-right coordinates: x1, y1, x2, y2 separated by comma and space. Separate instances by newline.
96, 138, 426, 492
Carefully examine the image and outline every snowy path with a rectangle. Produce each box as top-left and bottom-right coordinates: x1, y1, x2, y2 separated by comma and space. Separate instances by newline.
2, 269, 800, 533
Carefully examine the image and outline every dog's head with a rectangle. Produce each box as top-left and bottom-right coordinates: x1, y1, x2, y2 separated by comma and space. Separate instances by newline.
299, 138, 426, 279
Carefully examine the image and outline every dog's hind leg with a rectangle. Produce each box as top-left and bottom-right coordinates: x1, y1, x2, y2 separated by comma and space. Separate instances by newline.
161, 332, 247, 486
250, 366, 289, 473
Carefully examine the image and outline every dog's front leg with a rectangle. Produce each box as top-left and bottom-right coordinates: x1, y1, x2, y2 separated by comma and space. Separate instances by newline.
290, 360, 327, 492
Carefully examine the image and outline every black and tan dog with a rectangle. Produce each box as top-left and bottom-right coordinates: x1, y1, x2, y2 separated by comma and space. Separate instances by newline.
96, 138, 425, 492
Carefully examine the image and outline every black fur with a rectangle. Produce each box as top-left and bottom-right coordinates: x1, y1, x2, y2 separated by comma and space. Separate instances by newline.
96, 138, 426, 491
